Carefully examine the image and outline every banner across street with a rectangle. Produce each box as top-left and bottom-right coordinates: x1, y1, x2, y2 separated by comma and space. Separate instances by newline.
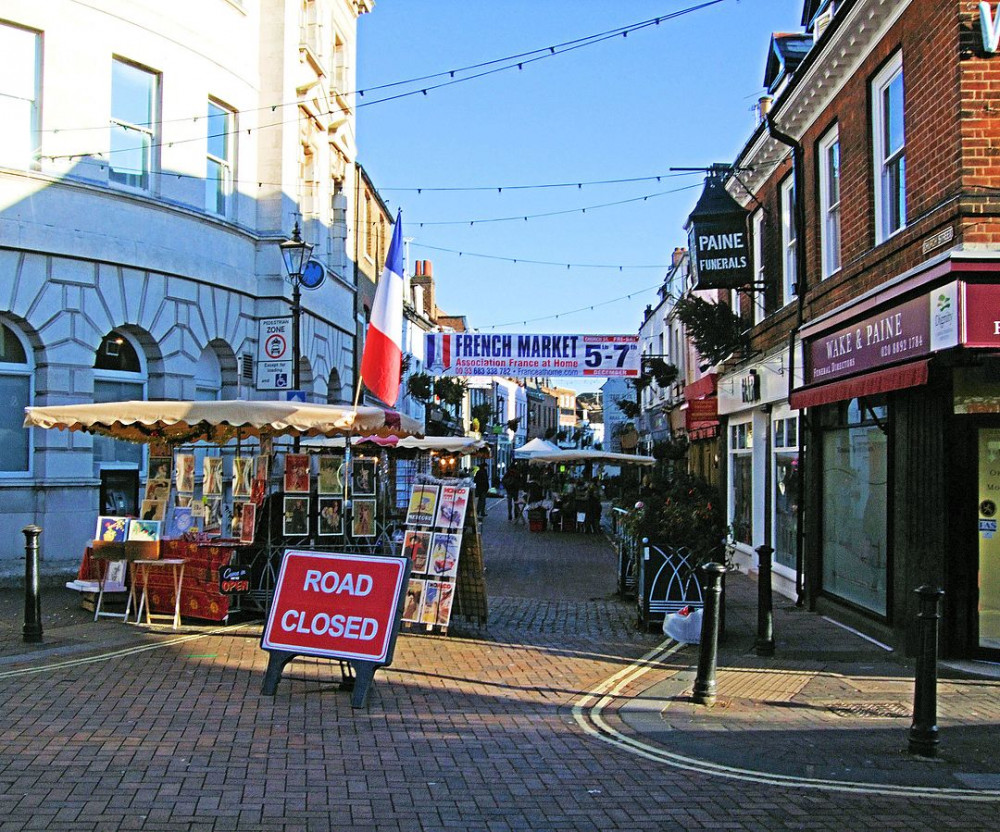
424, 333, 640, 378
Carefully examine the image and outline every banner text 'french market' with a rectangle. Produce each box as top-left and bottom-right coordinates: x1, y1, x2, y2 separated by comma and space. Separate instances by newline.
425, 333, 640, 378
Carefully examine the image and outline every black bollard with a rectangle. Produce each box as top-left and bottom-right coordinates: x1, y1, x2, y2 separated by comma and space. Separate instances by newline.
909, 585, 944, 757
22, 525, 43, 644
692, 562, 727, 706
755, 544, 775, 656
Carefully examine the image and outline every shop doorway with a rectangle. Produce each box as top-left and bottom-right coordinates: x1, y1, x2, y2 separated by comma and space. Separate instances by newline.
976, 429, 1000, 653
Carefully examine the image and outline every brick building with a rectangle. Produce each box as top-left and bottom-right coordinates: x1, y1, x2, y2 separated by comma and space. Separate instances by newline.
710, 0, 1000, 658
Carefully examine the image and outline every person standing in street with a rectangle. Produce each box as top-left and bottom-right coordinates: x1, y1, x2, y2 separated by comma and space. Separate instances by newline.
502, 465, 522, 521
474, 464, 490, 519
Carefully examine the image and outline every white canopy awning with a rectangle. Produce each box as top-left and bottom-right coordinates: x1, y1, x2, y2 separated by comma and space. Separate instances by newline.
513, 437, 561, 458
304, 435, 487, 454
526, 448, 656, 466
24, 400, 423, 445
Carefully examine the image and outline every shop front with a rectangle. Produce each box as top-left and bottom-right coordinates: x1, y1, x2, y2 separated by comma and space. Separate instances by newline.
792, 255, 1000, 659
684, 373, 720, 487
717, 347, 801, 601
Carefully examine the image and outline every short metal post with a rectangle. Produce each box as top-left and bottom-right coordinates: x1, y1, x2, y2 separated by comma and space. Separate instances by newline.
692, 562, 727, 706
755, 544, 775, 656
909, 585, 944, 757
22, 525, 43, 643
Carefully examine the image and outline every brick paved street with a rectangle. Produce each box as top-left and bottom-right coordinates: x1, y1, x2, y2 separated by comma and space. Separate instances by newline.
0, 508, 998, 830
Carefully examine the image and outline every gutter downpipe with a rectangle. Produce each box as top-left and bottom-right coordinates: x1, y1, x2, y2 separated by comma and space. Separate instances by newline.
766, 113, 808, 608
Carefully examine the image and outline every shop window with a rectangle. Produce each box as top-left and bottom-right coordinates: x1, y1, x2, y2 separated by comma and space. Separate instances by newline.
730, 421, 753, 546
872, 52, 905, 243
0, 22, 40, 170
109, 58, 159, 190
818, 126, 841, 277
0, 322, 32, 474
821, 397, 889, 616
772, 416, 799, 571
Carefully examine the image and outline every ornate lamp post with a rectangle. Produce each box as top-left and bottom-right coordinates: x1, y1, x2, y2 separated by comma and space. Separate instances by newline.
278, 222, 314, 396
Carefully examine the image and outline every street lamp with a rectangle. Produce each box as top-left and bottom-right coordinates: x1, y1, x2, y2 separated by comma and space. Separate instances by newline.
279, 221, 314, 396
279, 222, 313, 452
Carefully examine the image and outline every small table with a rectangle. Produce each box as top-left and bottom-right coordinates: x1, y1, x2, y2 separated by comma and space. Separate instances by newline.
130, 559, 186, 629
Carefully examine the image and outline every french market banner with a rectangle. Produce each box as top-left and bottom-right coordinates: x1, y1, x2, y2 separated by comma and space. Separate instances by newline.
425, 333, 639, 378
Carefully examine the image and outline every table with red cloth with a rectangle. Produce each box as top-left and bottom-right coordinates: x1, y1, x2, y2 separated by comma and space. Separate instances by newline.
142, 540, 243, 622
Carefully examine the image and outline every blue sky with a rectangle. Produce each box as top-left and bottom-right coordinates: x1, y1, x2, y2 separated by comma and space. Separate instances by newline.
357, 0, 804, 388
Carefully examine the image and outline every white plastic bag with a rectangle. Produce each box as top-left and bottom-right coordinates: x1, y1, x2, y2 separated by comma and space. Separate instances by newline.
663, 606, 703, 644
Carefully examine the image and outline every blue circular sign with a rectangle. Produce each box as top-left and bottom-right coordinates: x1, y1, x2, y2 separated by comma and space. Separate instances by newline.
300, 260, 326, 290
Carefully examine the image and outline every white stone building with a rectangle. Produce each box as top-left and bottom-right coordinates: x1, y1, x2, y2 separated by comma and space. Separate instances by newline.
0, 0, 372, 580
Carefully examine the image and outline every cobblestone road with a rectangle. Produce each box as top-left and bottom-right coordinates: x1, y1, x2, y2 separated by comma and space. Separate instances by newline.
0, 509, 996, 830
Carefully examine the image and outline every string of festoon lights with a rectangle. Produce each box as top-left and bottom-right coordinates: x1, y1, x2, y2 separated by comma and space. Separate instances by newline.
38, 1, 726, 160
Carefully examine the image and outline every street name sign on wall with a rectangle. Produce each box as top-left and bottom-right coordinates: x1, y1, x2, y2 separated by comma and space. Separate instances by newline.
425, 333, 639, 378
257, 317, 293, 391
260, 550, 410, 707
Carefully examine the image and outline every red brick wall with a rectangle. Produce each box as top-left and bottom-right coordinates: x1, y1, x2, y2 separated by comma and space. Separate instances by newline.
746, 0, 1000, 355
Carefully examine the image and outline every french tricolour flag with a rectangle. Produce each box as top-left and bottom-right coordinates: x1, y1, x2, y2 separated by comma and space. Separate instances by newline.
361, 210, 404, 406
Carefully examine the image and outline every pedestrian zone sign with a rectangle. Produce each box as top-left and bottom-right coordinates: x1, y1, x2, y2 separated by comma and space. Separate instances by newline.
257, 317, 293, 390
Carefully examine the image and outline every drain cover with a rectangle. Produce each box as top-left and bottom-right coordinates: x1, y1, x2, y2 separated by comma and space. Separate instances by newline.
827, 701, 910, 719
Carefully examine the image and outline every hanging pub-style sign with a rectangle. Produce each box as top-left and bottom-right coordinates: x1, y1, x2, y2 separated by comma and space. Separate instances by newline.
685, 173, 752, 291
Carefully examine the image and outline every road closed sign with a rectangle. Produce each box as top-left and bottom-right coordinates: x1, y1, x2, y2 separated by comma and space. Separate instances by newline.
262, 550, 408, 664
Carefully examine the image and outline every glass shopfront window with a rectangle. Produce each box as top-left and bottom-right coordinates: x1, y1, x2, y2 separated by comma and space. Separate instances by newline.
773, 415, 799, 571
821, 398, 889, 616
730, 421, 753, 546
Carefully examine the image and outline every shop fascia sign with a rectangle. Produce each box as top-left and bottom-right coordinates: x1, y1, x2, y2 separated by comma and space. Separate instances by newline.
685, 172, 752, 291
981, 2, 1000, 53
717, 345, 802, 416
803, 283, 960, 385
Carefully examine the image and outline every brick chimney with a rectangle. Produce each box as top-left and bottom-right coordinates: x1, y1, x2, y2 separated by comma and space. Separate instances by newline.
672, 247, 686, 268
411, 260, 436, 322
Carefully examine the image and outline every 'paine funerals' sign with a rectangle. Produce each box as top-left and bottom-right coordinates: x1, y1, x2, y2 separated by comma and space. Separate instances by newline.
686, 174, 751, 290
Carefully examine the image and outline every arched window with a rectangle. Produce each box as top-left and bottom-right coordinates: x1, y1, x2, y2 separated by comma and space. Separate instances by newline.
195, 346, 222, 401
93, 330, 145, 468
326, 369, 343, 404
0, 322, 32, 474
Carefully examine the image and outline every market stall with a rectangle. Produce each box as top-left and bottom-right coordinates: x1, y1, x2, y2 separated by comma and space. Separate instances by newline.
303, 434, 491, 630
25, 400, 423, 621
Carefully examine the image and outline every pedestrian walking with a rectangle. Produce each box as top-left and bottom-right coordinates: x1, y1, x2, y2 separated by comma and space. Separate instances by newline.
502, 465, 522, 521
474, 464, 490, 519
585, 481, 603, 535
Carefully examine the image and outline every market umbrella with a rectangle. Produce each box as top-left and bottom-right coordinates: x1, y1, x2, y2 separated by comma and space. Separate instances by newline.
23, 399, 423, 445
